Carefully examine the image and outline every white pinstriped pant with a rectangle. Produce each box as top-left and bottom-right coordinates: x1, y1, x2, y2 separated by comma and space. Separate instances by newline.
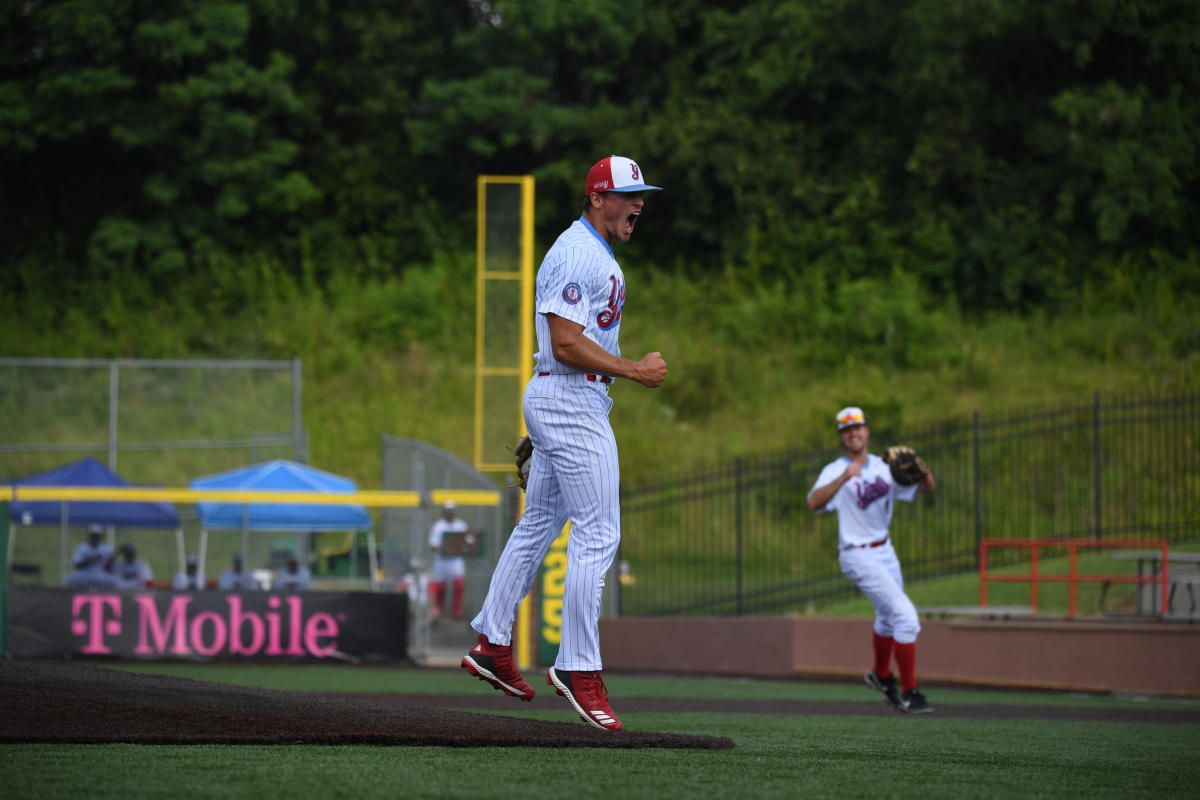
471, 373, 620, 671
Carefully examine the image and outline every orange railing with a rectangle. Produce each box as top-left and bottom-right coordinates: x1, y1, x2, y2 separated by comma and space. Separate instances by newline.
979, 538, 1169, 619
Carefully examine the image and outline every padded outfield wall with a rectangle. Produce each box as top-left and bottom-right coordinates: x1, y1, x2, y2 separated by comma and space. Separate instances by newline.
600, 616, 1200, 696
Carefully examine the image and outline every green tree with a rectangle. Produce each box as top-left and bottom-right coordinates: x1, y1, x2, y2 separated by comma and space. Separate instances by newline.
2, 0, 1197, 316
0, 1, 321, 302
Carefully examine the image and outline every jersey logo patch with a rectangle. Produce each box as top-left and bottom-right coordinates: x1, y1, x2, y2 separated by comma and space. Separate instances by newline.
562, 283, 582, 305
856, 476, 890, 509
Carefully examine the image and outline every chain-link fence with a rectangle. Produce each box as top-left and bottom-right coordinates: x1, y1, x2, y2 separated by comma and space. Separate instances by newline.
0, 357, 305, 484
380, 436, 514, 661
1, 357, 305, 588
618, 393, 1200, 616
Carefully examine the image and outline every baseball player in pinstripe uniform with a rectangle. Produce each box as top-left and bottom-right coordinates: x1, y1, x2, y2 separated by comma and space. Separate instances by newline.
462, 155, 667, 731
808, 406, 936, 713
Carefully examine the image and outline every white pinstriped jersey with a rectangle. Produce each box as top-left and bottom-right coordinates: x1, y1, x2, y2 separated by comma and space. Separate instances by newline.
533, 217, 625, 377
472, 213, 628, 672
810, 454, 918, 548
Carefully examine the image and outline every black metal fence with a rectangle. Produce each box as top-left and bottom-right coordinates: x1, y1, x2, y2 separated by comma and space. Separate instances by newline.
617, 393, 1200, 616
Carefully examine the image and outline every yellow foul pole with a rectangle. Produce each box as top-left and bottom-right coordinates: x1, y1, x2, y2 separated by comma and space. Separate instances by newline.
475, 175, 536, 669
515, 175, 535, 669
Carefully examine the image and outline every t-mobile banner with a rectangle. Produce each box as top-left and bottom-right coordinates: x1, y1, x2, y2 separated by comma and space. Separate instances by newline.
7, 588, 408, 662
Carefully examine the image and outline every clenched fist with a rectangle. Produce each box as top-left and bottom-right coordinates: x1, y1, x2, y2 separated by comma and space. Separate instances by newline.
633, 352, 667, 388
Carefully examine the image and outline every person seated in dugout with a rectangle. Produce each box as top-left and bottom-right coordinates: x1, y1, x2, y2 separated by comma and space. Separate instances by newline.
274, 555, 312, 592
65, 523, 118, 589
172, 554, 206, 591
218, 553, 258, 591
113, 542, 154, 590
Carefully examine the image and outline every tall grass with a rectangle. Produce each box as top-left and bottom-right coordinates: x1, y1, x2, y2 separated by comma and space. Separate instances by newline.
2, 253, 1196, 490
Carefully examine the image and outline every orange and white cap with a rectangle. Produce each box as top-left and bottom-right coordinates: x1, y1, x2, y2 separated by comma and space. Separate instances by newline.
836, 406, 867, 430
583, 155, 663, 195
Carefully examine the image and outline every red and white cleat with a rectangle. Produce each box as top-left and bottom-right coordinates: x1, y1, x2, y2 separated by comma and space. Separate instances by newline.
460, 634, 535, 701
547, 667, 622, 731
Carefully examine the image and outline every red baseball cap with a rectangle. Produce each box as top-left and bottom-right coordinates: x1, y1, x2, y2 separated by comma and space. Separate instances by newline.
583, 155, 662, 196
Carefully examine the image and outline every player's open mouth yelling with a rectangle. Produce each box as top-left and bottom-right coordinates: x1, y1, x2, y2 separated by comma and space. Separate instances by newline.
626, 210, 639, 235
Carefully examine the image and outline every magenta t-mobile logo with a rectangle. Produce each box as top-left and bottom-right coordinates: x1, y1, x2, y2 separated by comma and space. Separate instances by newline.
70, 592, 342, 658
71, 594, 123, 654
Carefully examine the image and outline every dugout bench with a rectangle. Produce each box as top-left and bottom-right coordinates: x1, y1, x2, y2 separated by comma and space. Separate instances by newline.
918, 605, 1036, 621
1100, 550, 1200, 620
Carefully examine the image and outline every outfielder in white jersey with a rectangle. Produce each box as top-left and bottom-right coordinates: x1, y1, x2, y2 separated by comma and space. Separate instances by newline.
808, 406, 937, 714
464, 155, 668, 731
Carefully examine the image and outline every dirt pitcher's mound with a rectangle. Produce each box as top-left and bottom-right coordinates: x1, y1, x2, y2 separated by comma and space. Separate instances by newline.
0, 660, 733, 749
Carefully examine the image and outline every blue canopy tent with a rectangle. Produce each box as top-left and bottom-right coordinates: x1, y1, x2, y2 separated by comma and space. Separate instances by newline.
6, 457, 181, 582
189, 460, 374, 588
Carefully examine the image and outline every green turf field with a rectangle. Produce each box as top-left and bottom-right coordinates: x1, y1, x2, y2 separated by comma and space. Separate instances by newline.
3, 664, 1198, 799
109, 662, 1200, 709
4, 716, 1197, 800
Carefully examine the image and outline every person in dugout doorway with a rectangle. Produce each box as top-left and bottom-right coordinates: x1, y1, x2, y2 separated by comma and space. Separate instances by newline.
428, 501, 469, 622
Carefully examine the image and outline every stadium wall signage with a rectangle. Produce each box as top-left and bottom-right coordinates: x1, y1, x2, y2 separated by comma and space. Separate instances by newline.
537, 522, 571, 665
7, 588, 408, 662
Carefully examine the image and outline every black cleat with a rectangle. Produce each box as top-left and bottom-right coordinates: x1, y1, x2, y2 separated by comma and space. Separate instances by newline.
900, 688, 934, 714
865, 670, 903, 709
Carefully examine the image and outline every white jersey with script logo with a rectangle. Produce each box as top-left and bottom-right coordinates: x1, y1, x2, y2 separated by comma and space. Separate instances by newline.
809, 454, 918, 548
532, 216, 624, 378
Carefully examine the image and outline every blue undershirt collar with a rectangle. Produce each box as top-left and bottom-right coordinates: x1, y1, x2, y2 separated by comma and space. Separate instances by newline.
579, 215, 614, 258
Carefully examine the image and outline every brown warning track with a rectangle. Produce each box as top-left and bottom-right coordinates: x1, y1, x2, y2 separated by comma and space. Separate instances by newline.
365, 692, 1200, 724
0, 660, 732, 749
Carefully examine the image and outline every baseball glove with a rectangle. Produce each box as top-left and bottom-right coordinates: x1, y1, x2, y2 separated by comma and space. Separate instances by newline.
883, 445, 929, 487
514, 435, 533, 491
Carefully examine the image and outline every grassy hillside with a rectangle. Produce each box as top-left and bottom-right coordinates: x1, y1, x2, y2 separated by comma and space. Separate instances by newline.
2, 253, 1196, 489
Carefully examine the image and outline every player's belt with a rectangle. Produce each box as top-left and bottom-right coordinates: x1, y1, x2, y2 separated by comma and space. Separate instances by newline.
843, 536, 889, 551
537, 371, 612, 384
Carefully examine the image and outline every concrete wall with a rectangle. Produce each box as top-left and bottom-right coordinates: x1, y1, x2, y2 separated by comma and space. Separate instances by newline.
599, 617, 1200, 696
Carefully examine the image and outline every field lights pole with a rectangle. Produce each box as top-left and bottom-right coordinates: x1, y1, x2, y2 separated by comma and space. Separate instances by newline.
293, 359, 305, 462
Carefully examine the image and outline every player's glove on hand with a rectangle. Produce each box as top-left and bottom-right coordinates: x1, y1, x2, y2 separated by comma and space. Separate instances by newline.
514, 435, 534, 491
883, 445, 929, 486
